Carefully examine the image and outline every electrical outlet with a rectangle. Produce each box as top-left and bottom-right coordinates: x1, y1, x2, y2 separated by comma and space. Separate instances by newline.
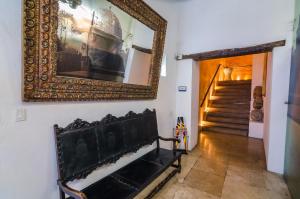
16, 108, 27, 122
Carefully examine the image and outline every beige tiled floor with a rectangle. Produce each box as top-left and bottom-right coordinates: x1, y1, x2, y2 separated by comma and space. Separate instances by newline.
135, 131, 291, 199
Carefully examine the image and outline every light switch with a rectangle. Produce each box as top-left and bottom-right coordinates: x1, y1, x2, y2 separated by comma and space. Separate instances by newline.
16, 108, 27, 122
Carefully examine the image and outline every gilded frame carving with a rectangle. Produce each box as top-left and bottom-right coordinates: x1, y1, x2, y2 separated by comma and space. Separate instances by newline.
23, 0, 167, 101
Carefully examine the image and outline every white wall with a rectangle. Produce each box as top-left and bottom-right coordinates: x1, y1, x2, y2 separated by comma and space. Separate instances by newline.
176, 0, 294, 174
175, 60, 199, 150
0, 1, 179, 198
190, 62, 200, 149
264, 44, 292, 174
249, 54, 265, 139
251, 54, 265, 99
176, 60, 192, 149
177, 0, 294, 55
257, 51, 290, 175
264, 52, 273, 165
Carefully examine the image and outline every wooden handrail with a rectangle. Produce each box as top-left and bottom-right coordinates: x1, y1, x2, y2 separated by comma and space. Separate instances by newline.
200, 64, 222, 107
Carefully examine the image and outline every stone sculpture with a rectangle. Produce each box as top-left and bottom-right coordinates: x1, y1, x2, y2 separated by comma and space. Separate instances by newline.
250, 86, 264, 122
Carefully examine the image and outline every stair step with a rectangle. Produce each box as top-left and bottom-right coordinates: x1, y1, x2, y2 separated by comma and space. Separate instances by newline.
218, 80, 252, 83
210, 98, 251, 104
214, 91, 251, 97
207, 107, 250, 114
206, 116, 249, 125
216, 85, 252, 91
210, 95, 251, 100
214, 88, 251, 95
209, 103, 250, 109
202, 121, 249, 130
217, 84, 252, 89
202, 126, 248, 136
215, 87, 251, 93
217, 80, 252, 86
206, 111, 249, 119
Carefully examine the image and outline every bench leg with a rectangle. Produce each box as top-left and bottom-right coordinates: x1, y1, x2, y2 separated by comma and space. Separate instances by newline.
177, 156, 182, 173
144, 169, 178, 199
59, 189, 65, 199
171, 156, 182, 173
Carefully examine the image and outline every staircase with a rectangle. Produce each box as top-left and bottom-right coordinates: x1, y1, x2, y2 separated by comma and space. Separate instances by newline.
202, 80, 251, 136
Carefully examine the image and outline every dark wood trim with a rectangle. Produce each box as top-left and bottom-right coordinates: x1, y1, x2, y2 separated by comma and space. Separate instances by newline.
178, 40, 286, 61
132, 45, 153, 54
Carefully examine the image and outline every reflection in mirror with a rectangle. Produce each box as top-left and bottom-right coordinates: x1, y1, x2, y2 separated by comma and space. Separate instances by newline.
56, 0, 154, 86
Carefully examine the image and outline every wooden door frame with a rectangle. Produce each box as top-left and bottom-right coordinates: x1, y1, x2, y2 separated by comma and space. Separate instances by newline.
177, 40, 285, 61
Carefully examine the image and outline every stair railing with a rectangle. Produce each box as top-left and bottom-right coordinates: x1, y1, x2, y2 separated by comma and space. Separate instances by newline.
200, 64, 222, 107
199, 64, 222, 128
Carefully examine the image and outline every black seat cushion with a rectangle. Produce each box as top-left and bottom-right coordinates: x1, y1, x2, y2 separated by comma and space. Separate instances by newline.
112, 149, 181, 189
113, 158, 163, 188
68, 176, 137, 199
141, 148, 181, 167
67, 148, 180, 199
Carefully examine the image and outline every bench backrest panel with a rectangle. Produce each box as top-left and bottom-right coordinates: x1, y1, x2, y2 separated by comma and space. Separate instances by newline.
122, 114, 144, 151
99, 120, 125, 163
143, 110, 159, 143
54, 109, 158, 182
57, 126, 99, 181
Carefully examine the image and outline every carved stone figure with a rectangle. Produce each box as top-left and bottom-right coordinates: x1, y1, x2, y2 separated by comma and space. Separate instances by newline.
253, 97, 263, 109
254, 86, 263, 97
251, 86, 264, 122
251, 109, 264, 122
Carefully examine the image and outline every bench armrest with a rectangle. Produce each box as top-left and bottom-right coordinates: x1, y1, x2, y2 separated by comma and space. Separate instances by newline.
58, 181, 87, 199
158, 136, 180, 143
158, 136, 180, 151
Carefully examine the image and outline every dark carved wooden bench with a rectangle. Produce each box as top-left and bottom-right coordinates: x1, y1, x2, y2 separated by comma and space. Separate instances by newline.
54, 109, 182, 199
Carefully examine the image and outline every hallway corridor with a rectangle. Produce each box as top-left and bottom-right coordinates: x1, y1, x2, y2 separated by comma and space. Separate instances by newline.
137, 132, 291, 199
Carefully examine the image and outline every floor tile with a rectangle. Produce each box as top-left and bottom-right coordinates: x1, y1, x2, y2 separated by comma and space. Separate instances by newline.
134, 132, 291, 199
155, 183, 220, 199
221, 176, 269, 199
198, 148, 230, 163
177, 155, 198, 181
193, 157, 228, 177
264, 172, 291, 199
184, 169, 225, 197
226, 165, 265, 187
228, 154, 266, 170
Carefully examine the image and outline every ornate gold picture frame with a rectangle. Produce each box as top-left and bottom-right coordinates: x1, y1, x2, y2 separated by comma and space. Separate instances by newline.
23, 0, 167, 101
